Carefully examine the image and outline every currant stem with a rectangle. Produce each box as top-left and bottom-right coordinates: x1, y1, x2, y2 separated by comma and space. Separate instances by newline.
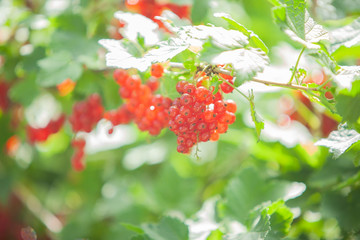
288, 47, 305, 84
168, 62, 318, 91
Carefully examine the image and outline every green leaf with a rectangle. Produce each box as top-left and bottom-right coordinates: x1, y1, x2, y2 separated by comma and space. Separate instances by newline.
21, 47, 46, 72
191, 0, 210, 24
200, 42, 269, 85
206, 229, 223, 240
99, 38, 189, 72
142, 216, 189, 240
52, 13, 87, 34
9, 75, 40, 106
335, 80, 360, 130
36, 51, 83, 87
249, 91, 265, 140
334, 66, 360, 90
315, 128, 360, 158
50, 30, 99, 63
284, 0, 306, 39
330, 17, 360, 53
222, 168, 305, 224
309, 45, 339, 74
114, 11, 159, 46
264, 201, 293, 239
121, 223, 145, 234
214, 13, 269, 54
284, 10, 329, 49
176, 25, 249, 49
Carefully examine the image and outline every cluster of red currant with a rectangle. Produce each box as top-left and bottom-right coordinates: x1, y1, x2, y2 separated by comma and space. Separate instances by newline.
26, 115, 66, 144
71, 138, 86, 171
169, 80, 237, 153
125, 0, 190, 27
69, 94, 104, 133
107, 68, 172, 136
0, 81, 10, 112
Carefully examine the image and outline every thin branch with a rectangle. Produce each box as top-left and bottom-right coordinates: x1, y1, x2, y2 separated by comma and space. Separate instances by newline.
168, 62, 319, 91
14, 184, 63, 234
288, 47, 305, 84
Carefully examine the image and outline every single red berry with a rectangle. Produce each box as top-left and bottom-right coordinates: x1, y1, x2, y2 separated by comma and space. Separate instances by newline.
151, 63, 164, 78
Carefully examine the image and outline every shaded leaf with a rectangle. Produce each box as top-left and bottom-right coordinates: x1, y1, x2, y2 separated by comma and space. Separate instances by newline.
36, 51, 83, 87
223, 232, 264, 240
222, 168, 305, 224
315, 128, 360, 158
142, 216, 189, 240
214, 13, 269, 54
191, 0, 210, 24
330, 17, 360, 53
335, 80, 360, 130
9, 75, 40, 106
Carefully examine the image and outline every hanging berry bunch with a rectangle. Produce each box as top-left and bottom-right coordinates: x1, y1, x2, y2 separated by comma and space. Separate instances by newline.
168, 73, 237, 154
69, 94, 104, 133
107, 68, 172, 136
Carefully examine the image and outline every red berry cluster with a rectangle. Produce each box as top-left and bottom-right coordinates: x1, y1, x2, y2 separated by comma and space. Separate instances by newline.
169, 80, 237, 153
125, 0, 190, 30
69, 94, 104, 133
0, 81, 10, 112
27, 114, 66, 144
219, 73, 235, 94
110, 69, 172, 135
71, 138, 86, 171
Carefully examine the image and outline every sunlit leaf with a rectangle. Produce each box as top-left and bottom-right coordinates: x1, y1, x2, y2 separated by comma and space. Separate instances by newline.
99, 38, 189, 71
114, 11, 159, 46
334, 65, 360, 90
330, 17, 360, 53
36, 51, 83, 87
315, 128, 360, 158
214, 12, 268, 54
284, 11, 329, 49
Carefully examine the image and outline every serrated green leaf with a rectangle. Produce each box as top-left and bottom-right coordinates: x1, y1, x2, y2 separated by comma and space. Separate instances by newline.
315, 128, 360, 158
309, 45, 339, 74
284, 0, 306, 39
131, 235, 151, 240
265, 201, 293, 239
114, 11, 159, 46
200, 42, 269, 85
284, 10, 329, 49
334, 66, 360, 90
330, 17, 360, 53
214, 13, 269, 54
145, 38, 190, 63
36, 51, 83, 87
176, 25, 249, 49
99, 38, 189, 72
251, 211, 271, 238
223, 168, 305, 224
9, 75, 40, 106
142, 216, 189, 240
249, 91, 265, 139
